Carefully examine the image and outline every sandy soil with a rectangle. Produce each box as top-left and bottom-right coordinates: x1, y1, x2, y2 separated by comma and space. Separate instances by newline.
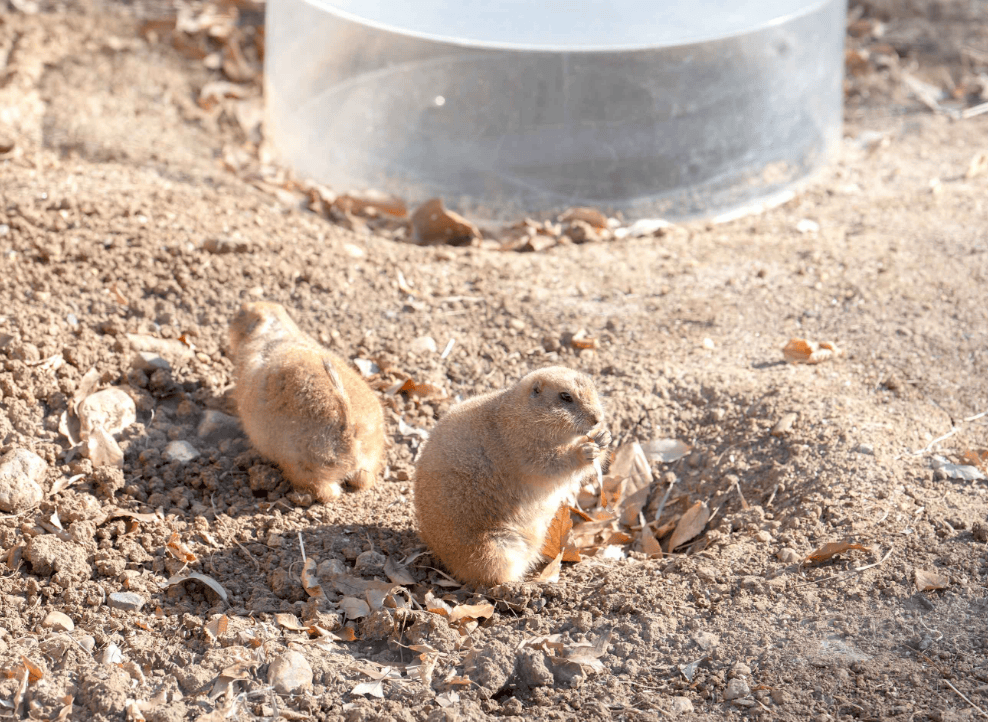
0, 1, 986, 720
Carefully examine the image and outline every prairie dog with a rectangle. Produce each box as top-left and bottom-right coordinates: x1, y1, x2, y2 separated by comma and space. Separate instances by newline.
228, 302, 385, 502
413, 366, 610, 585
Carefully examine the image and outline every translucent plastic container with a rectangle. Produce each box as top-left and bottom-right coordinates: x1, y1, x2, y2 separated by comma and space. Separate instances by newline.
265, 0, 846, 221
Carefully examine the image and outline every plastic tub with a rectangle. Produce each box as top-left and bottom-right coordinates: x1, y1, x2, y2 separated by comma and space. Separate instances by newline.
265, 0, 846, 222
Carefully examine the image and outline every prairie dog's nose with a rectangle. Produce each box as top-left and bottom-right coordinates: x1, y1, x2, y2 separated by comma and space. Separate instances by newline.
587, 415, 600, 428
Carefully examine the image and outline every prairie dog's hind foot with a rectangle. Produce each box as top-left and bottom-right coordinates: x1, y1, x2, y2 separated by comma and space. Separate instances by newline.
345, 469, 376, 491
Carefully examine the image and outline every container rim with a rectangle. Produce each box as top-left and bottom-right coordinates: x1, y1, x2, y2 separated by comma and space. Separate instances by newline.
300, 0, 837, 53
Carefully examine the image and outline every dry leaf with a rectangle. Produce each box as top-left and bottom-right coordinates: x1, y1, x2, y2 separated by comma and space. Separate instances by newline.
87, 425, 124, 468
301, 558, 327, 602
540, 505, 573, 558
387, 377, 447, 400
639, 528, 663, 557
383, 556, 415, 586
204, 615, 228, 640
340, 596, 370, 620
72, 367, 101, 413
804, 541, 871, 564
166, 532, 197, 563
915, 569, 949, 591
333, 193, 407, 218
533, 553, 562, 583
965, 151, 988, 179
411, 198, 479, 246
448, 603, 495, 624
336, 626, 358, 642
164, 572, 229, 602
558, 207, 608, 230
782, 338, 842, 365
19, 656, 43, 684
619, 485, 652, 527
351, 679, 385, 698
109, 283, 128, 305
961, 449, 988, 470
667, 501, 710, 551
275, 613, 307, 630
641, 438, 691, 463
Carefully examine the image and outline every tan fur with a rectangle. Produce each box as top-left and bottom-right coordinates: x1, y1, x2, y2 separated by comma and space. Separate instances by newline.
413, 366, 610, 586
228, 302, 385, 503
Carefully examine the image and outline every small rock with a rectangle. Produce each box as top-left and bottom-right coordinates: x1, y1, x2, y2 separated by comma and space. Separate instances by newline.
517, 649, 554, 688
101, 642, 123, 665
353, 550, 387, 576
770, 412, 798, 437
41, 611, 74, 632
108, 592, 146, 612
0, 448, 47, 512
411, 198, 479, 246
693, 631, 720, 652
508, 318, 526, 331
668, 697, 694, 717
696, 565, 718, 583
856, 443, 875, 455
203, 237, 252, 254
267, 650, 313, 694
796, 219, 820, 234
162, 441, 199, 464
972, 521, 988, 543
197, 410, 241, 443
409, 336, 437, 355
729, 662, 752, 678
550, 659, 586, 689
724, 677, 751, 700
467, 639, 515, 692
754, 530, 773, 543
79, 635, 95, 653
130, 352, 171, 373
777, 547, 800, 563
77, 388, 136, 437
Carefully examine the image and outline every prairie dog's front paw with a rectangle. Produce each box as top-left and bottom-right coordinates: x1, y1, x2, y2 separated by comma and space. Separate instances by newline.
593, 428, 612, 451
578, 440, 601, 465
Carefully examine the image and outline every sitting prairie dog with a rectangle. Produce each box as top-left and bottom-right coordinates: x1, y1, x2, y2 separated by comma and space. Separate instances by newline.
228, 301, 385, 502
413, 366, 611, 585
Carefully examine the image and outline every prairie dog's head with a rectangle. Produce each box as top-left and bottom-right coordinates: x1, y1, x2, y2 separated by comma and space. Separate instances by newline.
516, 366, 605, 441
228, 302, 300, 356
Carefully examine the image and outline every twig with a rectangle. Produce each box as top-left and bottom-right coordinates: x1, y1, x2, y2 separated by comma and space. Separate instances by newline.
944, 679, 988, 718
652, 476, 677, 524
234, 540, 261, 572
298, 531, 306, 563
962, 102, 988, 120
901, 408, 988, 458
733, 480, 750, 511
794, 547, 894, 588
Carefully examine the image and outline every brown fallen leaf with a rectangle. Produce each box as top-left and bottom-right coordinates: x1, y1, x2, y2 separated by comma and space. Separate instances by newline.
448, 603, 495, 624
333, 192, 407, 218
782, 338, 843, 365
204, 615, 228, 640
541, 505, 574, 558
667, 501, 710, 552
274, 613, 307, 631
108, 282, 128, 306
915, 569, 949, 591
19, 656, 43, 684
164, 572, 229, 603
340, 596, 370, 620
533, 553, 562, 583
87, 425, 124, 469
558, 207, 608, 230
804, 541, 871, 564
383, 556, 416, 586
166, 532, 197, 563
639, 528, 663, 557
301, 558, 326, 602
386, 377, 447, 400
961, 449, 988, 471
410, 198, 479, 246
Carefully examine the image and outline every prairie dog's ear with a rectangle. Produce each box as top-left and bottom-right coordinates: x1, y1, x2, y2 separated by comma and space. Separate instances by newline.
323, 359, 349, 403
531, 379, 544, 397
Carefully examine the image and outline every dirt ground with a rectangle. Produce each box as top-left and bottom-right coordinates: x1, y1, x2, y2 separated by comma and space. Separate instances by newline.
0, 0, 987, 720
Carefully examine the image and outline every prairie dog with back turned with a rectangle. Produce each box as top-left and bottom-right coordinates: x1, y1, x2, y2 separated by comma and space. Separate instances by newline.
229, 301, 385, 502
413, 366, 610, 585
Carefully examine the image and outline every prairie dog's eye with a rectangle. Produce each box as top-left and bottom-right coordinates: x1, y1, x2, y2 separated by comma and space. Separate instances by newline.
559, 392, 574, 403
